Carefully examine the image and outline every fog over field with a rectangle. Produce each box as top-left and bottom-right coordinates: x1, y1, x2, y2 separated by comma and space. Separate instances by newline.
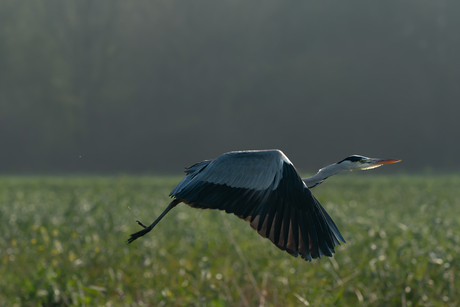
1, 0, 459, 174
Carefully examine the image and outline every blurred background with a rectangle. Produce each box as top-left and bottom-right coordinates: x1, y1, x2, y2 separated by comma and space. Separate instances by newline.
0, 0, 458, 174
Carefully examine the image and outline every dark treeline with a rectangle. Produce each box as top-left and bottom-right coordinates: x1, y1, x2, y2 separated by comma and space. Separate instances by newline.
1, 0, 459, 173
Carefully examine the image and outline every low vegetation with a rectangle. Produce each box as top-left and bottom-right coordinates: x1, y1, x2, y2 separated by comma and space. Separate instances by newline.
1, 175, 459, 306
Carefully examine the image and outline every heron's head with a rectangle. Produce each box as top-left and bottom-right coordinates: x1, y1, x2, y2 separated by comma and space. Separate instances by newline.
337, 155, 401, 171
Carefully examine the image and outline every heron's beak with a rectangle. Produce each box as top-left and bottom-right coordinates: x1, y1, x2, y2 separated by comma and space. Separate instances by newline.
370, 159, 401, 165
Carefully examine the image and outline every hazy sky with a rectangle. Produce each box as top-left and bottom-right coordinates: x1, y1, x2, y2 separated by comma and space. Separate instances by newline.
1, 0, 459, 173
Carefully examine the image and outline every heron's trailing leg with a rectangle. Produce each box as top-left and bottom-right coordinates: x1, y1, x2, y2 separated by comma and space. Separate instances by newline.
127, 199, 180, 244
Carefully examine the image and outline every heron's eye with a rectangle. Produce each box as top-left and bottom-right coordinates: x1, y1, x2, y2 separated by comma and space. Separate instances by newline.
359, 159, 365, 163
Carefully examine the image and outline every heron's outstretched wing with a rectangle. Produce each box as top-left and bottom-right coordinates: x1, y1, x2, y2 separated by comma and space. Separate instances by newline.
170, 149, 345, 260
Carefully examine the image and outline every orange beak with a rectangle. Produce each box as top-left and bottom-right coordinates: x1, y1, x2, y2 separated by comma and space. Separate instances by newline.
371, 159, 401, 165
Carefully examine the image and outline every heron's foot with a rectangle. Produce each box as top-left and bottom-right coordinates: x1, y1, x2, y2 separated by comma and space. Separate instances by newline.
136, 220, 147, 228
127, 221, 152, 244
127, 226, 152, 244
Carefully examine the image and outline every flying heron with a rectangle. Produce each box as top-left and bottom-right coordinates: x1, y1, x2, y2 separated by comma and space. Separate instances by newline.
128, 150, 400, 261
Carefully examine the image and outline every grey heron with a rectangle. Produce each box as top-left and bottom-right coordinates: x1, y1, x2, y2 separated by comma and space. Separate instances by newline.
128, 150, 400, 261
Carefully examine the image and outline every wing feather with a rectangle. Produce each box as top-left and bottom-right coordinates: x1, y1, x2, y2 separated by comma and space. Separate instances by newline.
281, 202, 291, 250
298, 212, 312, 260
263, 197, 278, 239
290, 207, 300, 254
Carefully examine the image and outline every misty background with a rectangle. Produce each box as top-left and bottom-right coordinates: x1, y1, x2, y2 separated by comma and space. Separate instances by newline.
0, 0, 458, 174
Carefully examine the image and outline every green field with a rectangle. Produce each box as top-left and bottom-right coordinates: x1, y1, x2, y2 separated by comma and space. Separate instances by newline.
1, 175, 459, 306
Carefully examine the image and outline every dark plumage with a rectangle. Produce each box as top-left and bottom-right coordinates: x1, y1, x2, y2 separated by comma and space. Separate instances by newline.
337, 155, 364, 163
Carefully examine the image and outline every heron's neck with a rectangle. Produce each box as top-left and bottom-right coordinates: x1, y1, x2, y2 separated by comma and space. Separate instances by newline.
302, 163, 348, 189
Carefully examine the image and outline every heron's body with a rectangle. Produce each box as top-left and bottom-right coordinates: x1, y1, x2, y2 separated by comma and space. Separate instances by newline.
128, 149, 400, 261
